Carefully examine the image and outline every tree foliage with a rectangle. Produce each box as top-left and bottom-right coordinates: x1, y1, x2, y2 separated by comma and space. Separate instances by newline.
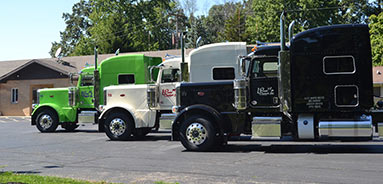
370, 12, 383, 66
81, 0, 177, 55
220, 4, 248, 42
51, 0, 383, 65
49, 0, 92, 57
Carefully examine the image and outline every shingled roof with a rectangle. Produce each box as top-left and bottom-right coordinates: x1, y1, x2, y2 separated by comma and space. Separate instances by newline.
0, 49, 192, 82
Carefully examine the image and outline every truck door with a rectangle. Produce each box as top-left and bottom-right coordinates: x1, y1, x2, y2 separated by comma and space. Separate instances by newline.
249, 57, 279, 108
158, 68, 180, 110
78, 73, 94, 109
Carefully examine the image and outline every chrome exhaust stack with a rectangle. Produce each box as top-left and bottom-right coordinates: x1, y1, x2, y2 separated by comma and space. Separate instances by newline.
288, 20, 295, 43
280, 11, 287, 51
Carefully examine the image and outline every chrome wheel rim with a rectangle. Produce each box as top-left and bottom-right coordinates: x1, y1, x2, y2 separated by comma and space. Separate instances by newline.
109, 118, 127, 137
39, 114, 53, 130
186, 123, 207, 145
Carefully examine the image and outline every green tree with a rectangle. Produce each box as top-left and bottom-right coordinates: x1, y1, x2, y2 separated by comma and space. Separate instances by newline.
220, 4, 248, 42
52, 0, 177, 56
339, 0, 376, 23
49, 0, 92, 57
204, 2, 239, 43
246, 0, 286, 43
369, 12, 383, 66
245, 0, 376, 43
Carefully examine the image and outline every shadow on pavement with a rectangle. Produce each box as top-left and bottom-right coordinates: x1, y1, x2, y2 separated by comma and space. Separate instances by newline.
105, 135, 171, 142
211, 144, 383, 154
1, 171, 41, 174
53, 129, 100, 133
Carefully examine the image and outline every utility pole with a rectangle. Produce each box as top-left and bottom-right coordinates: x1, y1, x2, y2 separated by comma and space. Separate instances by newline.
169, 10, 186, 49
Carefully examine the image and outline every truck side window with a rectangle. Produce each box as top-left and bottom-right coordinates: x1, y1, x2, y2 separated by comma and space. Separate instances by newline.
212, 67, 235, 80
161, 69, 180, 83
252, 60, 278, 78
81, 74, 94, 86
323, 56, 355, 75
118, 74, 135, 84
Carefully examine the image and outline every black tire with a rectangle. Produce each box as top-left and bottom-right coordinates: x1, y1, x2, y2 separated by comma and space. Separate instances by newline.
179, 115, 217, 151
35, 109, 59, 133
104, 112, 133, 140
62, 123, 79, 132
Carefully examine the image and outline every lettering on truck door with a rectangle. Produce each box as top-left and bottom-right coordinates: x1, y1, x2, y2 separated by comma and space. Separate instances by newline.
158, 68, 180, 110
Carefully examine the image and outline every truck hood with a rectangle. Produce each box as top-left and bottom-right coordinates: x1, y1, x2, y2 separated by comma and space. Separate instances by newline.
38, 87, 70, 107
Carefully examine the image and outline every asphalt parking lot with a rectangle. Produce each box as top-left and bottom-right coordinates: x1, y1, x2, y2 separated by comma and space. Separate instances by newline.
1, 117, 383, 184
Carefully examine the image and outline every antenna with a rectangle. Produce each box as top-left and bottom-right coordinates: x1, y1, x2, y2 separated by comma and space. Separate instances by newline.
54, 47, 62, 61
196, 36, 202, 48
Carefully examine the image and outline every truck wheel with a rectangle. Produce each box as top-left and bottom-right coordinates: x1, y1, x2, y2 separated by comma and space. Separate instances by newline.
62, 123, 79, 132
36, 109, 59, 133
179, 115, 216, 151
104, 112, 133, 140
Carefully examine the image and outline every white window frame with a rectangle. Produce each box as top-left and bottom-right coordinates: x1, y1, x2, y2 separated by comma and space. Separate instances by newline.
334, 85, 359, 107
11, 88, 18, 104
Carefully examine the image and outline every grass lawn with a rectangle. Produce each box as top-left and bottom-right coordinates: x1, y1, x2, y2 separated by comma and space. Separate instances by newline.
0, 172, 179, 184
0, 172, 111, 184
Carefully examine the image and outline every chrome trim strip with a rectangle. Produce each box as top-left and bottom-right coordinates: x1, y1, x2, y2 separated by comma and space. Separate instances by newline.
323, 55, 356, 75
334, 85, 359, 107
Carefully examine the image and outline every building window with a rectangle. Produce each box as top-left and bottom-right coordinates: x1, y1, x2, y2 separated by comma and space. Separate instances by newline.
11, 88, 18, 104
118, 74, 135, 84
374, 87, 381, 97
213, 67, 235, 80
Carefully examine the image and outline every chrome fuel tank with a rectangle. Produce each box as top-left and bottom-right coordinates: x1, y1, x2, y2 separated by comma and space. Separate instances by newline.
318, 116, 372, 138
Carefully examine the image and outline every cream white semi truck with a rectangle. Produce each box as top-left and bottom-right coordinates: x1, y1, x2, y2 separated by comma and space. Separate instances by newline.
98, 42, 252, 140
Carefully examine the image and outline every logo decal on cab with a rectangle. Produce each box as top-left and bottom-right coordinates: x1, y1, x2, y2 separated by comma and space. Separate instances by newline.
162, 89, 176, 97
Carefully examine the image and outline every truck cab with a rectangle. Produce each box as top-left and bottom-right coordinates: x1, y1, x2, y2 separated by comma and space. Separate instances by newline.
31, 54, 162, 132
98, 42, 249, 140
172, 18, 383, 151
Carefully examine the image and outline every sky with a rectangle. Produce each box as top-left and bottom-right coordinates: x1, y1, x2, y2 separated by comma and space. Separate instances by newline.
0, 0, 227, 61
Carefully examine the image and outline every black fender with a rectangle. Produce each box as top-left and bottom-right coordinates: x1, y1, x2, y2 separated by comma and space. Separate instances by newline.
171, 104, 229, 141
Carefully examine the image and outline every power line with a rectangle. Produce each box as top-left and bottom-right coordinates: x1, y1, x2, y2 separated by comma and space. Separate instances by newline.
285, 6, 343, 13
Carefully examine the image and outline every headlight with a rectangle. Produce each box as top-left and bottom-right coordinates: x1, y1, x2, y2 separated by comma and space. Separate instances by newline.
98, 105, 105, 112
32, 104, 38, 110
172, 106, 180, 113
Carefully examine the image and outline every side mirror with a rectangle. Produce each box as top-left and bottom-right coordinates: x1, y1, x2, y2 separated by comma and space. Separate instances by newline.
238, 57, 247, 77
69, 73, 74, 86
149, 64, 163, 83
149, 66, 156, 83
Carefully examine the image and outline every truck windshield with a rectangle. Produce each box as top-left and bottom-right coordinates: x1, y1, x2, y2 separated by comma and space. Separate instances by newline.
161, 68, 180, 83
252, 60, 278, 78
80, 74, 94, 86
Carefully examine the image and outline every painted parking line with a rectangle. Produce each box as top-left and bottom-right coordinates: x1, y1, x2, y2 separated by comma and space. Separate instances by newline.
0, 117, 31, 122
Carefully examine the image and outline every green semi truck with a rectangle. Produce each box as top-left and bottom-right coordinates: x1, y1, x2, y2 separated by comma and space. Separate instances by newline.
31, 54, 162, 132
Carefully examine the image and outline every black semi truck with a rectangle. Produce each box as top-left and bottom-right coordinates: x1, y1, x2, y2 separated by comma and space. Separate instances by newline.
171, 14, 383, 151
